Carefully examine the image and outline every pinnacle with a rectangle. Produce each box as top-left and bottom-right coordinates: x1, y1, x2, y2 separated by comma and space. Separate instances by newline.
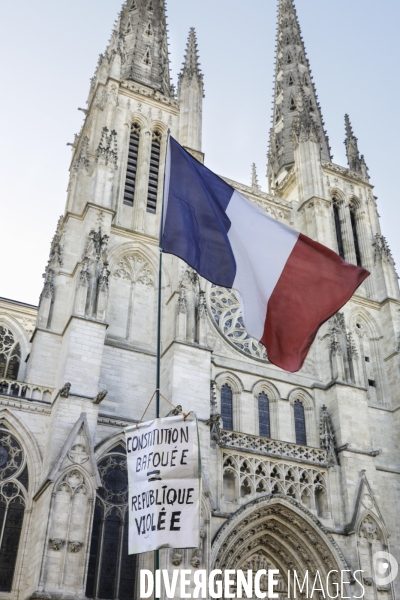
344, 114, 369, 180
251, 164, 261, 191
180, 28, 203, 80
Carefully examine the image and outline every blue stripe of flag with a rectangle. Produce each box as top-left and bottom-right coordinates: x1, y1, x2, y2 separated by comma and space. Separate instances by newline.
162, 137, 237, 288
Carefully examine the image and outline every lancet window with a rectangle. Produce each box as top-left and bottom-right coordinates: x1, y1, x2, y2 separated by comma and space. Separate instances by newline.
0, 426, 28, 592
293, 400, 307, 446
123, 123, 141, 207
349, 203, 362, 267
333, 199, 345, 259
221, 385, 233, 431
86, 444, 136, 600
146, 131, 162, 214
0, 326, 20, 381
258, 392, 271, 438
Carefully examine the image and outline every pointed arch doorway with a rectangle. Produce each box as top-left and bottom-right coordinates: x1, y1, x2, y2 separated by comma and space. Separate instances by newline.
212, 496, 351, 597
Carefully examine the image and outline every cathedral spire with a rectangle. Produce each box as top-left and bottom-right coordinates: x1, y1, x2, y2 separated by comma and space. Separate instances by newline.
344, 114, 369, 180
118, 0, 172, 97
268, 0, 331, 186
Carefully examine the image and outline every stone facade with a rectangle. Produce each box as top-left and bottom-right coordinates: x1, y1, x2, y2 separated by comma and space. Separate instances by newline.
1, 0, 400, 599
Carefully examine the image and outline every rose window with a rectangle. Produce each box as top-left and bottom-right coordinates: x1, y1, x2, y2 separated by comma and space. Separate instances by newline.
209, 285, 268, 360
97, 454, 128, 506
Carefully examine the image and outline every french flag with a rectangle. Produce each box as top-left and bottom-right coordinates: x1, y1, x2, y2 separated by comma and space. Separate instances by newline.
162, 137, 369, 372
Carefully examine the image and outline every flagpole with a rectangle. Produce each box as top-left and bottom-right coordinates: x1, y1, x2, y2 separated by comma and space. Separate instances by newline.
154, 129, 170, 600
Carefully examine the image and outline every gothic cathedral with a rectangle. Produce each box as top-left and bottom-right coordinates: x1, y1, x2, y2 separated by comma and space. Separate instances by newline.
0, 0, 399, 598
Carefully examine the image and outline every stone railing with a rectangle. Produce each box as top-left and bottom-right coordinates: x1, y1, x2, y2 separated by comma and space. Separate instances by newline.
219, 430, 327, 466
0, 379, 53, 403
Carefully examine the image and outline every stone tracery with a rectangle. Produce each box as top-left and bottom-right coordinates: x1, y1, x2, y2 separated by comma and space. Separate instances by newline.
209, 285, 267, 360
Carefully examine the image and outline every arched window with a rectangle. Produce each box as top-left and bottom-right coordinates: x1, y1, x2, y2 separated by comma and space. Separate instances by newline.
288, 73, 294, 86
333, 200, 344, 259
146, 131, 162, 214
0, 426, 28, 592
294, 400, 307, 446
221, 384, 233, 431
86, 445, 137, 600
289, 97, 297, 112
123, 123, 141, 207
258, 392, 271, 438
0, 326, 21, 381
350, 205, 362, 267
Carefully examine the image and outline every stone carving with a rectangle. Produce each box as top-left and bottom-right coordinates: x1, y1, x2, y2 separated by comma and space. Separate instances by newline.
373, 234, 395, 265
69, 541, 83, 553
73, 136, 90, 173
40, 216, 64, 302
67, 444, 89, 465
114, 254, 154, 286
220, 431, 327, 465
79, 258, 90, 287
95, 127, 118, 169
359, 515, 382, 541
60, 383, 71, 398
206, 414, 221, 444
166, 405, 182, 417
84, 228, 109, 263
361, 494, 374, 510
98, 262, 111, 292
190, 528, 205, 568
347, 332, 358, 358
319, 406, 337, 467
172, 549, 183, 566
209, 285, 267, 360
94, 390, 108, 405
177, 284, 187, 314
197, 291, 207, 320
49, 539, 64, 551
95, 89, 108, 111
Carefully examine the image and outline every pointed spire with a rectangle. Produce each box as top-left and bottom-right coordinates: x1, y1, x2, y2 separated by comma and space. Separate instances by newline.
268, 0, 331, 185
117, 0, 172, 97
251, 164, 261, 191
344, 114, 369, 180
178, 28, 204, 93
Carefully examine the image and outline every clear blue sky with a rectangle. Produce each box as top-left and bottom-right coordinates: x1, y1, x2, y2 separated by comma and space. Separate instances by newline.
1, 0, 399, 305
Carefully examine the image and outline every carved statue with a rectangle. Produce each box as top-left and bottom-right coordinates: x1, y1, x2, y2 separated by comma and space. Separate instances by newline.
319, 405, 337, 467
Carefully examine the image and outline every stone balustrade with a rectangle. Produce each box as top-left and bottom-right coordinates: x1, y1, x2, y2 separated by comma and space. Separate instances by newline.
219, 429, 327, 466
0, 379, 53, 403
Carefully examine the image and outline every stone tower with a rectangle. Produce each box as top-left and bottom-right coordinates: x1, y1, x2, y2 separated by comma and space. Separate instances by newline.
0, 0, 400, 598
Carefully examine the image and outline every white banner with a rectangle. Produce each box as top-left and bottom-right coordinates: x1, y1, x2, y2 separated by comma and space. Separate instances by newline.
125, 415, 200, 554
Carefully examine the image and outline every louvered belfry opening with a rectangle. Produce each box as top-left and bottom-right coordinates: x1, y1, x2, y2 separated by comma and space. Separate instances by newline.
146, 131, 162, 213
123, 123, 141, 207
333, 200, 345, 260
350, 205, 362, 267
